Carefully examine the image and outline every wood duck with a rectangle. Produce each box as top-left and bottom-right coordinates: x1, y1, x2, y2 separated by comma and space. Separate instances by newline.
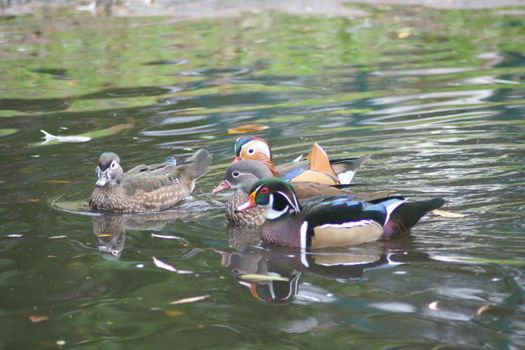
212, 160, 392, 226
235, 178, 445, 249
89, 149, 211, 213
233, 136, 370, 185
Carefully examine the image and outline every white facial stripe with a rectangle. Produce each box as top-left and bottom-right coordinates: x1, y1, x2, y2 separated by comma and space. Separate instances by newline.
276, 190, 300, 212
245, 140, 271, 158
265, 194, 289, 220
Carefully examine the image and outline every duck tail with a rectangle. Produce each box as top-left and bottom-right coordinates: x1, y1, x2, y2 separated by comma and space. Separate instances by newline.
330, 154, 371, 184
180, 149, 212, 179
384, 197, 445, 238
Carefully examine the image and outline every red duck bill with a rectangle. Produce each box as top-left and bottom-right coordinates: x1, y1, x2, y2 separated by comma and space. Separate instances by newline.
212, 180, 231, 194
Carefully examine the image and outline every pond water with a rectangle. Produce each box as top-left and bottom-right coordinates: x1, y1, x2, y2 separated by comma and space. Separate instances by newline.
1, 4, 525, 349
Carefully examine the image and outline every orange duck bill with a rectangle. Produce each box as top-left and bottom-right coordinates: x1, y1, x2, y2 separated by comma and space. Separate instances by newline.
212, 180, 232, 194
235, 192, 257, 213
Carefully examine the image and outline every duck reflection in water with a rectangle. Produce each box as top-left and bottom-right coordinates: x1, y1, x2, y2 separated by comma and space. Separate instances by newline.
223, 225, 432, 304
91, 210, 199, 260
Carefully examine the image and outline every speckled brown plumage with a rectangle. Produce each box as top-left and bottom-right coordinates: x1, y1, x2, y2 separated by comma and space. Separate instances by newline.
226, 191, 267, 225
89, 149, 211, 213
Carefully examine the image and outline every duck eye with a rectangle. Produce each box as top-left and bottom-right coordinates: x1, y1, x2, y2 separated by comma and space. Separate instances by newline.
110, 161, 118, 170
232, 171, 240, 178
248, 148, 255, 154
259, 187, 269, 194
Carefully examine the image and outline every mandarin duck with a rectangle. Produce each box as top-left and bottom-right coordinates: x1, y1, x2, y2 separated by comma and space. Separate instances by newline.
233, 136, 370, 185
212, 160, 391, 226
235, 178, 445, 249
89, 149, 211, 213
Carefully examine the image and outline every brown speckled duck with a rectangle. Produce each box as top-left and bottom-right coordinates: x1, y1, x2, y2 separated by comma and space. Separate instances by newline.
89, 149, 211, 213
212, 160, 391, 226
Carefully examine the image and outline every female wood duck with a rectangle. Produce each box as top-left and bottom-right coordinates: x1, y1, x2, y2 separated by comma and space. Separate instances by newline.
212, 160, 391, 226
89, 149, 211, 213
235, 178, 445, 249
233, 136, 370, 185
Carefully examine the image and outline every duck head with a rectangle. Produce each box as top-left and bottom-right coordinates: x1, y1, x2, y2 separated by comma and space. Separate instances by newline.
233, 136, 272, 163
213, 160, 273, 194
95, 152, 123, 187
235, 178, 301, 219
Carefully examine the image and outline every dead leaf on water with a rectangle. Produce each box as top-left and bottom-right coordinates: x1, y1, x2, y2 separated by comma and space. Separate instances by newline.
151, 233, 183, 240
29, 315, 49, 323
432, 209, 466, 218
476, 304, 493, 316
428, 301, 440, 311
47, 180, 72, 184
153, 257, 177, 272
164, 310, 183, 317
397, 30, 411, 39
170, 295, 210, 305
240, 274, 289, 282
29, 122, 135, 147
27, 198, 40, 203
227, 124, 269, 135
49, 235, 67, 239
97, 233, 113, 237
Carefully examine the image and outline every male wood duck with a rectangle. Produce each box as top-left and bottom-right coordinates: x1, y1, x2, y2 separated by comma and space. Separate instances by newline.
212, 160, 391, 226
235, 178, 445, 249
89, 149, 211, 213
233, 136, 370, 185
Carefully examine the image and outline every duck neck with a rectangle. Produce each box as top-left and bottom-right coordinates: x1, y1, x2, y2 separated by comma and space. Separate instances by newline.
255, 154, 278, 176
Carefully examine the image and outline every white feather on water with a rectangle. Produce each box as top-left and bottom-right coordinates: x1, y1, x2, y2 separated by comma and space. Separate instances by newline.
41, 129, 91, 143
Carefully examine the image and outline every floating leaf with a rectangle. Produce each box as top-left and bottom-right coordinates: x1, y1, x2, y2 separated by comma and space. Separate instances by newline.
49, 235, 67, 239
27, 198, 40, 203
227, 124, 269, 135
97, 233, 112, 237
151, 233, 183, 240
164, 310, 183, 317
30, 123, 134, 147
153, 257, 177, 272
428, 301, 440, 311
47, 179, 72, 184
432, 209, 466, 218
397, 30, 411, 39
41, 129, 91, 143
170, 295, 210, 305
29, 315, 49, 323
240, 274, 289, 282
476, 304, 493, 316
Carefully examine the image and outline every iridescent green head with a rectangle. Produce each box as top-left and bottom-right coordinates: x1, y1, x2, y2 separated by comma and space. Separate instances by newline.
235, 178, 300, 219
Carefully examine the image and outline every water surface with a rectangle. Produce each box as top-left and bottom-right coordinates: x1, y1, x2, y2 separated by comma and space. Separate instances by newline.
1, 5, 524, 349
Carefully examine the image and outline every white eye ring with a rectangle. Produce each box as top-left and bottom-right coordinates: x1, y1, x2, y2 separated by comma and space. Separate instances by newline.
248, 148, 254, 154
232, 171, 240, 178
110, 161, 118, 170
